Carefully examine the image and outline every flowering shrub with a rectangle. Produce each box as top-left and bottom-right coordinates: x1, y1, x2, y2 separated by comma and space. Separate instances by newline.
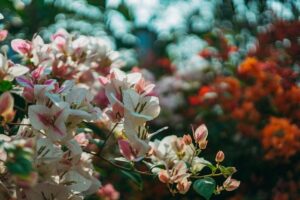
189, 56, 300, 159
0, 24, 239, 199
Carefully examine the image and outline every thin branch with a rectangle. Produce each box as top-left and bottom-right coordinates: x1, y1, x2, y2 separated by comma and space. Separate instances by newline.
7, 122, 31, 126
98, 123, 119, 154
89, 151, 154, 176
14, 105, 26, 113
191, 172, 224, 179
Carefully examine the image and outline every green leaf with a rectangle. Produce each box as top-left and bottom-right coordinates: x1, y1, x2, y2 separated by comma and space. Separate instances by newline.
6, 156, 32, 176
0, 80, 12, 92
193, 177, 216, 200
120, 170, 143, 190
219, 166, 237, 176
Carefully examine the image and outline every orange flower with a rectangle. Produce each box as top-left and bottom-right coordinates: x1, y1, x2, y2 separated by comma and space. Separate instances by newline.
238, 57, 260, 77
262, 117, 300, 159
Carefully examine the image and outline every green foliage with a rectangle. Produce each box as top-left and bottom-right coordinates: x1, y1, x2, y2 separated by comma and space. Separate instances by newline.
193, 177, 216, 200
0, 80, 12, 93
121, 170, 143, 191
5, 155, 32, 176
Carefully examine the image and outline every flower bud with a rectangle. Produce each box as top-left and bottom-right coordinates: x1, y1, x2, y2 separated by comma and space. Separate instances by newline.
215, 150, 225, 163
158, 170, 170, 184
193, 124, 208, 149
174, 138, 185, 152
199, 140, 208, 149
0, 30, 8, 42
0, 92, 15, 123
223, 176, 240, 191
182, 134, 192, 145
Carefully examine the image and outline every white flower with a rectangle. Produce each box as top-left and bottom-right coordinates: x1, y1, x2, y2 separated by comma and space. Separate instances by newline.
0, 53, 28, 81
28, 102, 70, 141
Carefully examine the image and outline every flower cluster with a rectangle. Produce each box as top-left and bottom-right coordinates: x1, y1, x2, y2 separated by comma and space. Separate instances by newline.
0, 27, 239, 200
150, 125, 239, 195
262, 117, 300, 160
189, 56, 300, 159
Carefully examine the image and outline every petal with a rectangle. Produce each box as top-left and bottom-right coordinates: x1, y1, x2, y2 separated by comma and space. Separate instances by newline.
16, 76, 33, 88
36, 138, 63, 163
62, 170, 92, 193
7, 65, 29, 78
118, 139, 136, 161
28, 105, 51, 130
11, 39, 31, 55
123, 89, 160, 124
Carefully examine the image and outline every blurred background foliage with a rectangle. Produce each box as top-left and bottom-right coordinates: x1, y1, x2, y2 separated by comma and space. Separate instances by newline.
2, 0, 300, 199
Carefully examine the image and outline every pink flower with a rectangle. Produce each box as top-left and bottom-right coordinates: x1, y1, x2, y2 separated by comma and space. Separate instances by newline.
97, 184, 120, 200
135, 78, 155, 95
118, 139, 137, 161
11, 39, 32, 55
223, 176, 240, 191
177, 178, 192, 194
158, 170, 170, 183
105, 103, 124, 123
28, 102, 69, 141
0, 30, 8, 42
169, 161, 190, 183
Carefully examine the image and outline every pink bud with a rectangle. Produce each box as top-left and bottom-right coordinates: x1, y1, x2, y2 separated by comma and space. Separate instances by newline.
0, 92, 15, 122
223, 177, 240, 191
174, 138, 185, 152
158, 170, 170, 184
11, 39, 31, 55
194, 124, 208, 142
177, 178, 192, 194
0, 30, 8, 42
182, 134, 192, 145
194, 124, 208, 149
215, 150, 225, 163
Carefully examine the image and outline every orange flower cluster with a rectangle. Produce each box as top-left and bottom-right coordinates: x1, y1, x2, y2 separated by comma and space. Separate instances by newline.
262, 117, 300, 160
189, 77, 240, 112
189, 57, 300, 158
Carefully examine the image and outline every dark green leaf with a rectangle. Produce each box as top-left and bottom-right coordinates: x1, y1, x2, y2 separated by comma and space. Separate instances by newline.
193, 177, 216, 200
120, 170, 143, 190
0, 81, 12, 92
6, 156, 32, 176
